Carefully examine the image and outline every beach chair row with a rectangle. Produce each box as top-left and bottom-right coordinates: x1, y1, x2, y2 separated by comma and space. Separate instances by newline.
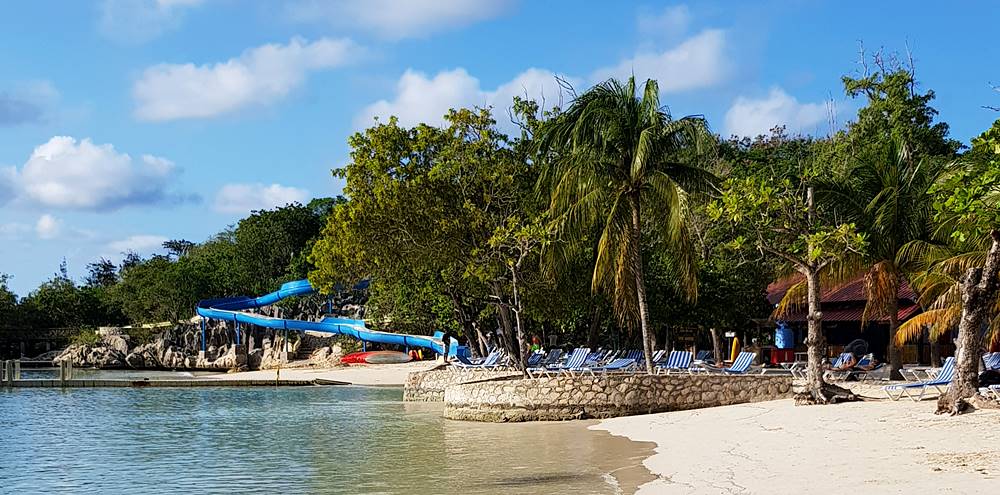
451, 348, 759, 377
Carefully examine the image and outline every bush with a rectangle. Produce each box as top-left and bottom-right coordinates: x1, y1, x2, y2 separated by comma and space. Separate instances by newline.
70, 328, 101, 346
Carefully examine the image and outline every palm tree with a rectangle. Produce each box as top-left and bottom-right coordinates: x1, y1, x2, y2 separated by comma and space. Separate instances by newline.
538, 76, 714, 373
815, 142, 951, 379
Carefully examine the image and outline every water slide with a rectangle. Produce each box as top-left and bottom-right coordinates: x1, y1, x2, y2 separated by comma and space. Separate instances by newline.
196, 279, 448, 355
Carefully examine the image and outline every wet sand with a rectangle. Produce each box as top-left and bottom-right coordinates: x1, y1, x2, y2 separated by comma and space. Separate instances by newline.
595, 399, 1000, 494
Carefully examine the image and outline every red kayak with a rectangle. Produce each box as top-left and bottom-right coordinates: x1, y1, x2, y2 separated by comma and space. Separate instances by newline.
340, 351, 413, 365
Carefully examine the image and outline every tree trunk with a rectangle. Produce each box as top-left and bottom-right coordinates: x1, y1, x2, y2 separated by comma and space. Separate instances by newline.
937, 230, 1000, 414
586, 303, 602, 349
929, 331, 940, 367
473, 323, 489, 358
449, 292, 482, 358
629, 193, 655, 374
804, 269, 826, 391
510, 265, 528, 371
797, 268, 856, 404
887, 295, 904, 380
494, 299, 519, 367
710, 327, 722, 364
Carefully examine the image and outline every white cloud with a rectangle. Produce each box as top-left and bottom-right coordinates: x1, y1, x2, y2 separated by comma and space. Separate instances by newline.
356, 67, 574, 130
724, 87, 829, 138
638, 5, 691, 38
35, 214, 60, 240
107, 234, 168, 254
99, 0, 205, 43
14, 136, 182, 211
590, 29, 728, 93
358, 28, 729, 132
287, 0, 512, 39
133, 37, 360, 121
213, 183, 309, 214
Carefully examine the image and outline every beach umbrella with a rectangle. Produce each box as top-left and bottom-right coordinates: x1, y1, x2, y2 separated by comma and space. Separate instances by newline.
731, 336, 741, 362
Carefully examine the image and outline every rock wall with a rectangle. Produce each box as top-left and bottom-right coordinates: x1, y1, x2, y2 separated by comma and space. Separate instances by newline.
443, 374, 793, 422
403, 368, 522, 401
54, 324, 345, 370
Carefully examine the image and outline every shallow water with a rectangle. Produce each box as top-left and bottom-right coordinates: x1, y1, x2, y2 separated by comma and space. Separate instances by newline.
1, 384, 652, 494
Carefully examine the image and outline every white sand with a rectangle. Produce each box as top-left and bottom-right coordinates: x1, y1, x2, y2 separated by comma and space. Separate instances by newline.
594, 399, 1000, 495
200, 360, 439, 386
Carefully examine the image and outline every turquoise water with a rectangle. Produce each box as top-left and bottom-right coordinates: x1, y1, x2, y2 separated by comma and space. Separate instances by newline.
1, 385, 650, 494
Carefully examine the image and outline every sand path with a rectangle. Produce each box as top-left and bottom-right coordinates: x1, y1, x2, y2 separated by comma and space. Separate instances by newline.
200, 360, 439, 386
595, 399, 1000, 495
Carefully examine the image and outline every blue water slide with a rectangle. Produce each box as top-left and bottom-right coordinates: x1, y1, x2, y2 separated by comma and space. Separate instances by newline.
196, 279, 447, 355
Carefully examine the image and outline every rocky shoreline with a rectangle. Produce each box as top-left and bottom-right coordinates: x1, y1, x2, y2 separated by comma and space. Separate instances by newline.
48, 323, 348, 371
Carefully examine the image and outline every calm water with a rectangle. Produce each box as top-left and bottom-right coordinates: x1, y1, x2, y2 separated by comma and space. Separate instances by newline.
1, 384, 652, 494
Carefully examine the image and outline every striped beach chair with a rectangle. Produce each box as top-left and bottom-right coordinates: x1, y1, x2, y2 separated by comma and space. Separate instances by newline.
717, 351, 756, 374
656, 350, 693, 374
883, 357, 955, 401
983, 352, 1000, 371
527, 347, 590, 377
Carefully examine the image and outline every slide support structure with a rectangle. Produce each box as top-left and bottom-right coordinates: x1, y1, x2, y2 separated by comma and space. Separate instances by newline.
195, 279, 447, 356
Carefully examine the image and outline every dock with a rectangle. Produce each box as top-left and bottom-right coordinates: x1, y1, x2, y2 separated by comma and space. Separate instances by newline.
4, 378, 323, 388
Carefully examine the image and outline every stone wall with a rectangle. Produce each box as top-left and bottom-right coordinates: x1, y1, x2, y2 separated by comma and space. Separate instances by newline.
404, 368, 521, 402
443, 374, 793, 422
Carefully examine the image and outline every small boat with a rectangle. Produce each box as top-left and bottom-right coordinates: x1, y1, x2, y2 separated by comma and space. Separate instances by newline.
340, 351, 412, 365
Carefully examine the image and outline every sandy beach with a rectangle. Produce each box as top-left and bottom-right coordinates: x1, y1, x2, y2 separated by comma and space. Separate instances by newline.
200, 361, 440, 386
594, 399, 1000, 494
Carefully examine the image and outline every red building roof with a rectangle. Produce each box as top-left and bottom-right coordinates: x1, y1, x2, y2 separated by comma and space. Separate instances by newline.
767, 275, 920, 324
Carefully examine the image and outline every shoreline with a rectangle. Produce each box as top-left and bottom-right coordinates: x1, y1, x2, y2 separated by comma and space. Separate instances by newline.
593, 398, 1000, 494
198, 360, 440, 386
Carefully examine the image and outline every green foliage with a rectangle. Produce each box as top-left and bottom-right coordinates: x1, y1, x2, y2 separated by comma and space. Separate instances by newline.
538, 76, 714, 329
234, 203, 327, 295
710, 170, 866, 274
841, 64, 960, 159
933, 119, 1000, 243
309, 107, 544, 346
70, 328, 101, 346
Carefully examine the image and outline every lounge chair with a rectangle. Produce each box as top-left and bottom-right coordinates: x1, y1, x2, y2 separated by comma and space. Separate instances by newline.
622, 349, 644, 364
851, 354, 885, 382
986, 384, 1000, 401
983, 352, 1000, 371
825, 352, 859, 381
527, 347, 590, 377
452, 350, 503, 370
580, 357, 639, 376
651, 349, 667, 364
883, 357, 955, 401
526, 351, 544, 367
695, 350, 713, 363
656, 350, 693, 374
541, 348, 562, 367
703, 351, 756, 374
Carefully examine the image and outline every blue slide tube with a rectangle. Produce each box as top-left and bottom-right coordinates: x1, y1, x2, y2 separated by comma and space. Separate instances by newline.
196, 280, 447, 355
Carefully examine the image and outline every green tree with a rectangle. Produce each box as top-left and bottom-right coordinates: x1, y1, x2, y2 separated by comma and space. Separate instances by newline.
537, 76, 714, 373
0, 274, 17, 328
816, 142, 953, 379
840, 59, 960, 159
235, 202, 327, 294
710, 167, 866, 402
900, 119, 1000, 413
310, 108, 546, 364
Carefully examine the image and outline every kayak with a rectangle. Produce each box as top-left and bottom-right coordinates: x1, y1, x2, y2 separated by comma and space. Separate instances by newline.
340, 351, 413, 365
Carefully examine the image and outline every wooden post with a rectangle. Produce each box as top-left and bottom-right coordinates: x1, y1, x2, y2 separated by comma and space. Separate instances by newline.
13, 359, 20, 380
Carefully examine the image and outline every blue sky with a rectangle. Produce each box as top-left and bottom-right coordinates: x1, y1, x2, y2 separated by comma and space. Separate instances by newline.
2, 0, 999, 296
